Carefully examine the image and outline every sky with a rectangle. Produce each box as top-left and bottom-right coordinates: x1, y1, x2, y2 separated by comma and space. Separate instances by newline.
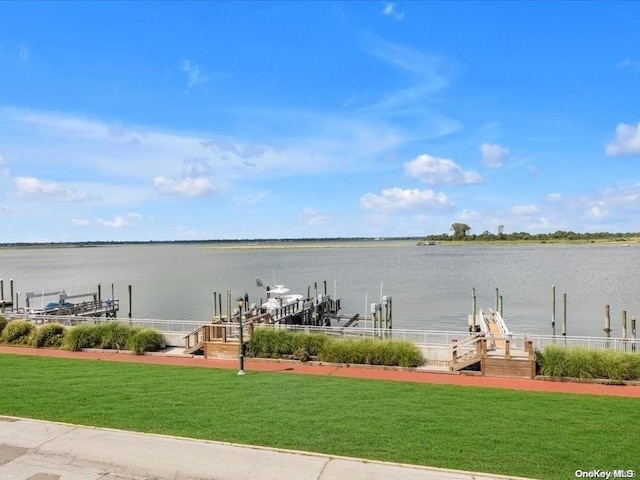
1, 1, 640, 242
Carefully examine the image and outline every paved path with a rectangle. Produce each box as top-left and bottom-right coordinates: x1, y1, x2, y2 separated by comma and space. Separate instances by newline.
0, 416, 533, 480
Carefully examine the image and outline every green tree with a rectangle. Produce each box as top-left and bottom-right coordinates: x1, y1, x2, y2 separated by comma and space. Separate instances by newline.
450, 223, 471, 240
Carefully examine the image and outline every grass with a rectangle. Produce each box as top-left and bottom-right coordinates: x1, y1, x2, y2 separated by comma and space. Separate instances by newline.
0, 355, 638, 480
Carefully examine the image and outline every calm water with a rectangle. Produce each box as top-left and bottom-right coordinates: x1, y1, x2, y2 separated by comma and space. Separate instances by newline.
1, 241, 639, 337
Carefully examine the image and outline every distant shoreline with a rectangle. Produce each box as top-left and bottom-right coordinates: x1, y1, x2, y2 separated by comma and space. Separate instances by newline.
0, 235, 638, 250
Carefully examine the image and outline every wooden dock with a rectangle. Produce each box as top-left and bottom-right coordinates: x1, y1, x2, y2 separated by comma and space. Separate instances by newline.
453, 309, 535, 378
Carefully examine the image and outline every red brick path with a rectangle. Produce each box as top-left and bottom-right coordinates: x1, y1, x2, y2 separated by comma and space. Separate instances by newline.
2, 345, 640, 398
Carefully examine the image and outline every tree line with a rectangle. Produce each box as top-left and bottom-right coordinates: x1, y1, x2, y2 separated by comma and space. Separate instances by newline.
420, 223, 640, 242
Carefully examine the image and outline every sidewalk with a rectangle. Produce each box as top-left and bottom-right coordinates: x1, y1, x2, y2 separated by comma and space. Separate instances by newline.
0, 416, 532, 480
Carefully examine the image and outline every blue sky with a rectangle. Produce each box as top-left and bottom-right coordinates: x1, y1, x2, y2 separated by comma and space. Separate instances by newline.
1, 1, 640, 242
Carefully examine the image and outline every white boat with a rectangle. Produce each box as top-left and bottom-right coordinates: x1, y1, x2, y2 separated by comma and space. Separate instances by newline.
256, 279, 305, 320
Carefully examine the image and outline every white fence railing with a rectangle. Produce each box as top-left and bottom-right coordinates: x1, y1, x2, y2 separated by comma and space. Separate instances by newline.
3, 313, 639, 352
511, 334, 640, 352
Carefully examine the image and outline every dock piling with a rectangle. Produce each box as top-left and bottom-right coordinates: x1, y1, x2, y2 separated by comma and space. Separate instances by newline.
604, 305, 611, 348
562, 293, 567, 340
128, 285, 132, 323
551, 285, 556, 337
622, 310, 628, 351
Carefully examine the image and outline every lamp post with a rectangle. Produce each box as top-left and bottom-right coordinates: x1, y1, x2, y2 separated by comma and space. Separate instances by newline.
237, 296, 245, 376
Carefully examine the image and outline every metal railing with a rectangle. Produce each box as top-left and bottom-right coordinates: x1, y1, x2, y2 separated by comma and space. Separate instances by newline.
3, 312, 639, 352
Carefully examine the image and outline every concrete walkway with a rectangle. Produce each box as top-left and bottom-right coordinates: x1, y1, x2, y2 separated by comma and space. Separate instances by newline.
0, 416, 531, 480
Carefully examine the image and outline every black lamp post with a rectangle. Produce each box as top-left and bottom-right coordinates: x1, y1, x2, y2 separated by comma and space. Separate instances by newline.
237, 296, 245, 376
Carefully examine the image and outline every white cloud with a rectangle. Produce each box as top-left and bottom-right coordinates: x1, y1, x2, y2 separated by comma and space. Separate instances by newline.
459, 209, 481, 221
14, 176, 89, 202
382, 2, 404, 21
96, 212, 142, 228
587, 202, 609, 219
71, 218, 91, 226
480, 143, 509, 168
360, 187, 452, 212
0, 154, 9, 176
18, 44, 28, 61
154, 176, 216, 197
510, 204, 538, 217
617, 59, 640, 70
546, 193, 563, 203
404, 154, 482, 185
605, 122, 640, 156
0, 204, 13, 217
174, 226, 199, 239
300, 208, 329, 225
181, 59, 210, 88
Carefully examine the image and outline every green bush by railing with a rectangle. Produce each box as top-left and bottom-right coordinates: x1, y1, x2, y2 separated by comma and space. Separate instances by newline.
33, 323, 65, 348
62, 323, 103, 351
246, 329, 423, 368
319, 337, 423, 368
0, 320, 36, 345
537, 345, 640, 382
60, 322, 164, 355
126, 329, 165, 355
0, 315, 7, 336
97, 321, 135, 350
246, 329, 330, 360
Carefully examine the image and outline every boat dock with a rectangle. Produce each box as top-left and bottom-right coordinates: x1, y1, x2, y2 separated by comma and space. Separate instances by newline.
449, 308, 535, 378
1, 281, 121, 320
185, 279, 392, 356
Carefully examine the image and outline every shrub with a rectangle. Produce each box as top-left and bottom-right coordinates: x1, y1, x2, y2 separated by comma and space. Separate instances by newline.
0, 315, 7, 336
98, 321, 134, 349
126, 329, 165, 355
318, 337, 423, 368
565, 347, 598, 379
537, 344, 568, 377
1, 320, 35, 345
246, 329, 330, 359
33, 323, 65, 348
62, 323, 103, 351
538, 345, 640, 381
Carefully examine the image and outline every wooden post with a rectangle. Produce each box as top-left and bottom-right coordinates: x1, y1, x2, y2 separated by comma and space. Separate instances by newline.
98, 284, 102, 304
551, 285, 556, 337
622, 310, 628, 351
128, 284, 132, 323
562, 293, 567, 340
10, 279, 14, 309
471, 288, 477, 332
499, 295, 503, 318
1, 279, 4, 311
632, 317, 637, 353
505, 339, 511, 359
604, 304, 611, 348
213, 291, 217, 318
495, 288, 499, 312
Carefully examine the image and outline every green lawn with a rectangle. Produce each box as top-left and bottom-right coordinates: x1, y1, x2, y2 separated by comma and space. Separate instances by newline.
1, 354, 638, 480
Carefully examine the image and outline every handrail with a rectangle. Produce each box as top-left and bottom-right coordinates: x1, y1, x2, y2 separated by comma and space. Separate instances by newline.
3, 313, 639, 352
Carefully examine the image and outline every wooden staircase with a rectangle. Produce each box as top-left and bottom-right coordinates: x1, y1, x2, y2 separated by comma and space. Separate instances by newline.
450, 334, 536, 379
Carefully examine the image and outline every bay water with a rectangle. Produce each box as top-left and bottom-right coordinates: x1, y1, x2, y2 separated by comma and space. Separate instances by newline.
1, 241, 638, 338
